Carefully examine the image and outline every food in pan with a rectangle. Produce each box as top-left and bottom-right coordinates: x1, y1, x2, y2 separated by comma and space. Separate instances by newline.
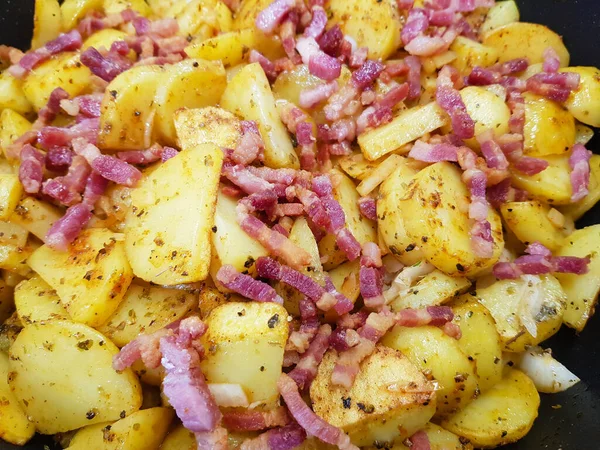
0, 0, 598, 449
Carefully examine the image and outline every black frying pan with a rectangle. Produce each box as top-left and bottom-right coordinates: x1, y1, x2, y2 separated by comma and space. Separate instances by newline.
1, 1, 599, 449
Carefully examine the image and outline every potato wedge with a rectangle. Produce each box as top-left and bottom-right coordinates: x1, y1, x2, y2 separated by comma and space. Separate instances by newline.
10, 197, 63, 241
0, 352, 35, 445
201, 302, 288, 406
482, 22, 569, 66
339, 153, 383, 181
481, 0, 519, 36
311, 347, 436, 447
8, 320, 142, 434
555, 225, 600, 331
378, 162, 425, 266
0, 174, 22, 220
441, 369, 539, 448
358, 102, 449, 161
390, 270, 471, 310
61, 0, 103, 32
66, 407, 174, 450
98, 65, 165, 152
328, 259, 361, 305
31, 0, 62, 49
154, 59, 227, 146
561, 66, 600, 127
175, 106, 242, 154
451, 296, 503, 393
400, 162, 504, 277
125, 144, 222, 285
99, 284, 198, 347
501, 201, 567, 251
475, 275, 565, 352
211, 190, 268, 278
27, 228, 133, 327
450, 37, 499, 75
318, 170, 377, 270
0, 109, 32, 162
221, 63, 299, 169
328, 0, 401, 60
383, 325, 479, 417
0, 74, 33, 116
522, 93, 575, 157
14, 276, 70, 325
22, 52, 91, 111
511, 153, 573, 205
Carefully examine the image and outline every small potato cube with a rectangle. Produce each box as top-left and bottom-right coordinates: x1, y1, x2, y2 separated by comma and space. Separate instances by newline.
23, 52, 91, 111
0, 174, 22, 220
99, 284, 198, 347
201, 302, 289, 406
66, 407, 174, 450
390, 269, 471, 310
154, 59, 227, 146
103, 0, 151, 16
400, 162, 504, 277
523, 93, 575, 157
27, 228, 133, 327
0, 352, 35, 445
10, 197, 62, 241
501, 201, 567, 251
8, 320, 142, 434
175, 106, 242, 151
482, 22, 569, 66
358, 102, 449, 161
310, 347, 436, 447
555, 225, 600, 331
561, 66, 600, 128
318, 170, 377, 270
451, 296, 503, 393
441, 369, 540, 448
383, 326, 479, 417
0, 221, 28, 248
125, 144, 223, 285
221, 63, 299, 169
475, 275, 565, 352
14, 276, 70, 325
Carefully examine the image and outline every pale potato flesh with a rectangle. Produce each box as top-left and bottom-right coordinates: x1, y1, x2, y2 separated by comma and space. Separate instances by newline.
125, 143, 222, 285
8, 320, 142, 434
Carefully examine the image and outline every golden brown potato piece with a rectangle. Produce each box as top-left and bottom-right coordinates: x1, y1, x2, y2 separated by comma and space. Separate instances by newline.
311, 347, 436, 447
0, 352, 35, 445
125, 144, 223, 285
501, 201, 567, 251
400, 162, 504, 277
561, 66, 600, 127
441, 369, 540, 448
482, 22, 569, 66
8, 320, 142, 434
383, 326, 479, 418
175, 106, 242, 151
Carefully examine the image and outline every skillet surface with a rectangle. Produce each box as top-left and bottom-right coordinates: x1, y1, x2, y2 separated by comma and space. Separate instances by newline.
0, 0, 599, 448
